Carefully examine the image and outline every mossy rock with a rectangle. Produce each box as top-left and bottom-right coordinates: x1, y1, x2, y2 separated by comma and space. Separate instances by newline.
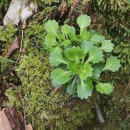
16, 53, 93, 130
2, 6, 94, 130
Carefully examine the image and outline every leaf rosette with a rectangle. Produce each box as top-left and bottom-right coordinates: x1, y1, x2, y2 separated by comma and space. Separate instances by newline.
44, 14, 121, 99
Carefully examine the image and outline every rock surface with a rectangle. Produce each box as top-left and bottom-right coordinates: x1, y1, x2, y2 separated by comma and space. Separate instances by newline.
3, 0, 37, 25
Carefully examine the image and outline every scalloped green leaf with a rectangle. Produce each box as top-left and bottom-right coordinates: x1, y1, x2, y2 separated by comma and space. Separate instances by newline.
69, 26, 77, 41
61, 24, 70, 35
77, 14, 91, 34
92, 63, 105, 80
81, 40, 93, 54
45, 20, 59, 36
77, 79, 94, 99
79, 63, 93, 80
87, 47, 103, 63
79, 30, 90, 41
90, 34, 105, 44
52, 80, 61, 88
96, 82, 114, 94
92, 67, 101, 80
57, 33, 65, 41
50, 47, 62, 54
66, 79, 77, 95
51, 68, 70, 86
67, 61, 83, 74
102, 56, 121, 72
101, 40, 114, 52
66, 46, 84, 62
62, 40, 71, 47
70, 26, 76, 34
49, 51, 67, 66
45, 33, 57, 47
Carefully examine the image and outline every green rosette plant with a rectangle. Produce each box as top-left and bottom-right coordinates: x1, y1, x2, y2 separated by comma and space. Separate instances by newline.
44, 14, 121, 99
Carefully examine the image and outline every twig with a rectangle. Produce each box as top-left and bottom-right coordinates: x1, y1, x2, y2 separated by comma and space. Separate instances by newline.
94, 102, 105, 124
14, 26, 24, 69
19, 92, 26, 129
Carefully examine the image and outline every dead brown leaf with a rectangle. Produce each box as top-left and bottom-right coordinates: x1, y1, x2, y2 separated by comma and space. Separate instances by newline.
0, 109, 12, 130
4, 108, 24, 130
18, 111, 24, 124
0, 108, 33, 130
26, 124, 33, 130
6, 37, 19, 57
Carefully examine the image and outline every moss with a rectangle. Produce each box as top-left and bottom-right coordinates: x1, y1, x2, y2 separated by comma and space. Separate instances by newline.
0, 24, 18, 74
31, 0, 59, 4
90, 0, 130, 45
0, 25, 18, 107
0, 25, 17, 52
0, 0, 10, 23
15, 47, 93, 130
0, 0, 10, 11
90, 0, 130, 78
